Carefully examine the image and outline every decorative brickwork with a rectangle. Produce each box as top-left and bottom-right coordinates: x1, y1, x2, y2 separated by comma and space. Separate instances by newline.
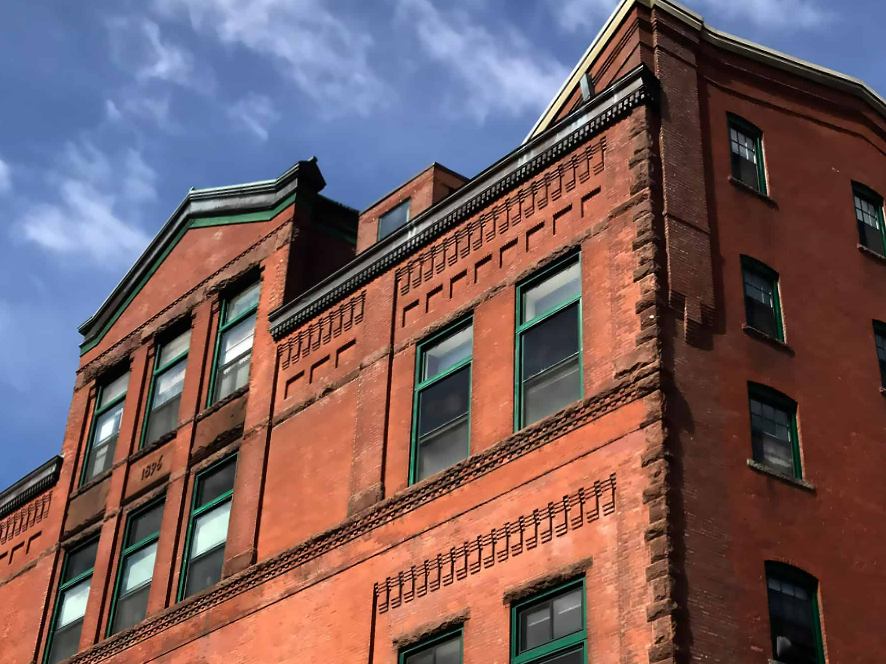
374, 475, 616, 614
0, 492, 51, 546
277, 291, 366, 369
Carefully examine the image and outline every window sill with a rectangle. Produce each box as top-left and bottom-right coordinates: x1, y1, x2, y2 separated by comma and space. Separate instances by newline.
741, 325, 794, 355
197, 385, 249, 422
747, 459, 815, 492
857, 243, 886, 265
728, 176, 778, 208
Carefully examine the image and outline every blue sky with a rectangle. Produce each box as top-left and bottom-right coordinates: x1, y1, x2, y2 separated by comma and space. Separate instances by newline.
0, 0, 877, 489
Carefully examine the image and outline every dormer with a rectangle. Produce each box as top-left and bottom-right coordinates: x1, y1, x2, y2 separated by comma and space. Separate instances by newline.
356, 163, 468, 253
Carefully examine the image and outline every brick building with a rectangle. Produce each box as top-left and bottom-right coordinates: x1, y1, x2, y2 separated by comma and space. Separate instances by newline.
3, 1, 885, 662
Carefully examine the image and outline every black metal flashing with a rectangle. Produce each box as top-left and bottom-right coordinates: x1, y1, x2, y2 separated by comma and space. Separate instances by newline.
0, 456, 62, 520
269, 64, 658, 339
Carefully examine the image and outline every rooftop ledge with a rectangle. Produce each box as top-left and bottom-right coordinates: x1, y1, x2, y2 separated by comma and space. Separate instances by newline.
268, 64, 659, 339
0, 456, 62, 520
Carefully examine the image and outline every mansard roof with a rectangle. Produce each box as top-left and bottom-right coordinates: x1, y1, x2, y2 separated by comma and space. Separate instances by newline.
525, 0, 886, 143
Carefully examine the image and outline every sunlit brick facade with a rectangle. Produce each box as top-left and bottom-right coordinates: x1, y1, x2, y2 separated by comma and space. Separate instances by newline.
3, 2, 886, 663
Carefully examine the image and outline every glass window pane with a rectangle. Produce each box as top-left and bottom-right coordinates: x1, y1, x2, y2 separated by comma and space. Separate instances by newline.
523, 355, 581, 426
195, 458, 237, 508
378, 200, 411, 240
100, 372, 129, 407
522, 262, 581, 323
417, 367, 471, 438
520, 601, 552, 651
750, 397, 795, 476
64, 541, 98, 583
158, 330, 191, 366
191, 501, 231, 558
422, 326, 473, 381
47, 619, 84, 664
145, 392, 182, 444
57, 578, 91, 628
553, 589, 583, 639
218, 313, 256, 366
767, 572, 818, 664
184, 545, 225, 598
153, 359, 186, 408
214, 353, 251, 402
95, 401, 124, 446
537, 647, 584, 664
127, 503, 164, 547
522, 304, 579, 379
405, 650, 434, 664
417, 416, 469, 481
434, 636, 462, 664
120, 542, 158, 594
225, 282, 261, 323
111, 584, 150, 634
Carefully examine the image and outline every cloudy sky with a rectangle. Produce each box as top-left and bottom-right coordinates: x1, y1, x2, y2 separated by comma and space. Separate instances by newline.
0, 0, 876, 489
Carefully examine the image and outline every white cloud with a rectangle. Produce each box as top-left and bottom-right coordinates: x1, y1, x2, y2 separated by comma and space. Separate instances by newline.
228, 93, 281, 141
0, 156, 11, 195
20, 142, 153, 266
105, 99, 123, 122
107, 17, 202, 88
395, 0, 569, 122
547, 0, 832, 32
119, 90, 173, 126
154, 0, 389, 115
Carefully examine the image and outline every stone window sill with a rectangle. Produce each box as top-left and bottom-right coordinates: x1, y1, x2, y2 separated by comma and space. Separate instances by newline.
729, 176, 778, 208
742, 325, 794, 355
747, 459, 815, 492
857, 243, 886, 265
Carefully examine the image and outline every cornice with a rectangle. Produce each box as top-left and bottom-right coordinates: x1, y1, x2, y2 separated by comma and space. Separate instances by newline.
268, 64, 658, 340
0, 456, 62, 520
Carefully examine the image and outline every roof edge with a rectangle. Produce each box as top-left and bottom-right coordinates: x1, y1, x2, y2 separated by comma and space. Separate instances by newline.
0, 456, 62, 520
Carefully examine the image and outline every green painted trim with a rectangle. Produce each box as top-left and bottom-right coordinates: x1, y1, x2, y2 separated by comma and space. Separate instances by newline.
140, 343, 188, 450
514, 253, 583, 431
510, 577, 586, 664
79, 194, 298, 357
409, 318, 473, 486
44, 538, 99, 664
398, 627, 463, 664
748, 383, 802, 480
727, 113, 767, 195
207, 285, 259, 407
177, 455, 237, 602
740, 256, 784, 342
81, 383, 128, 488
764, 562, 826, 664
107, 498, 164, 637
851, 182, 886, 255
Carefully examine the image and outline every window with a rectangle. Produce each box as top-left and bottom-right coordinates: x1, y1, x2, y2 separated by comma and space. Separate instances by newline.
516, 257, 582, 429
852, 183, 886, 256
142, 329, 190, 446
378, 199, 411, 240
108, 500, 164, 635
765, 562, 825, 664
748, 384, 801, 479
210, 282, 260, 405
873, 321, 886, 389
741, 256, 783, 341
83, 371, 129, 484
45, 538, 99, 664
411, 321, 473, 484
511, 580, 586, 664
728, 114, 766, 194
399, 630, 462, 664
179, 456, 237, 600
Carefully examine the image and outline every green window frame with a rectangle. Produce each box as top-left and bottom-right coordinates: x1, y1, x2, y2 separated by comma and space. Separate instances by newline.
178, 455, 237, 601
510, 578, 586, 664
398, 628, 463, 664
82, 370, 130, 486
107, 498, 164, 636
874, 320, 886, 389
515, 254, 583, 430
44, 537, 99, 664
852, 182, 886, 256
741, 256, 784, 341
748, 383, 801, 479
208, 281, 260, 406
410, 318, 473, 485
765, 562, 825, 664
378, 198, 411, 240
728, 113, 767, 194
141, 328, 191, 448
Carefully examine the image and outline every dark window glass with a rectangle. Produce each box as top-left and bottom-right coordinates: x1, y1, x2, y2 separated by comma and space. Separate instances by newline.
749, 390, 798, 478
111, 583, 151, 634
47, 616, 86, 664
518, 587, 583, 653
730, 123, 763, 192
743, 267, 780, 339
195, 458, 237, 508
855, 192, 885, 256
522, 304, 581, 426
85, 369, 128, 483
413, 324, 472, 483
65, 540, 99, 583
47, 541, 98, 664
378, 199, 411, 240
874, 323, 886, 389
534, 648, 584, 664
212, 283, 259, 404
127, 503, 164, 548
144, 331, 189, 445
766, 565, 822, 664
403, 633, 461, 664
